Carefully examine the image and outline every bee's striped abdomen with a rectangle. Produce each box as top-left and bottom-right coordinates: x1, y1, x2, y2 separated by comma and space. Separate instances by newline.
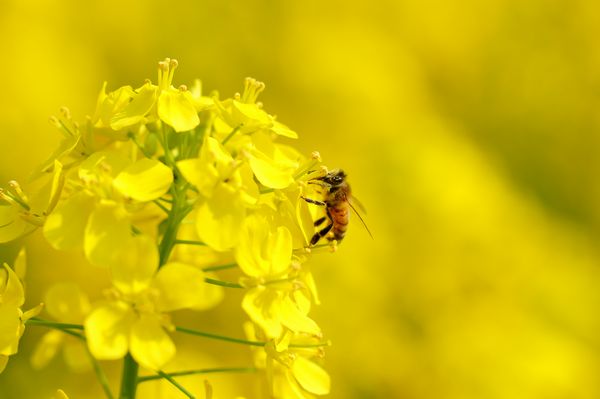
328, 201, 350, 242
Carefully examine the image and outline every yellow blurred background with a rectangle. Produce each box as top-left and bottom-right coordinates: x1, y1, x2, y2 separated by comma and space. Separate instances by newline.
2, 0, 600, 398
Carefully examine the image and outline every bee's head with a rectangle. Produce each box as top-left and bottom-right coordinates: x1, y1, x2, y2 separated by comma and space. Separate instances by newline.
319, 169, 347, 187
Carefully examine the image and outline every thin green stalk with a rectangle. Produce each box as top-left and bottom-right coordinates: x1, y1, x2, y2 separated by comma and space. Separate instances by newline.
27, 318, 114, 399
156, 371, 196, 398
204, 277, 244, 289
26, 319, 83, 340
85, 346, 115, 399
289, 340, 332, 348
175, 326, 266, 347
27, 318, 84, 330
127, 132, 148, 157
175, 326, 330, 349
174, 239, 207, 246
119, 353, 139, 399
137, 367, 257, 383
202, 263, 238, 272
221, 124, 242, 145
153, 199, 170, 214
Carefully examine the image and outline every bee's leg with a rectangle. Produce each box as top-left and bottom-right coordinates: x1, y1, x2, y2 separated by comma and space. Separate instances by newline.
314, 216, 327, 227
301, 196, 326, 206
310, 223, 333, 246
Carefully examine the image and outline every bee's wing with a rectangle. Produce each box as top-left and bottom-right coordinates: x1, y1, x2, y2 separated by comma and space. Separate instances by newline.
350, 195, 368, 215
348, 201, 373, 240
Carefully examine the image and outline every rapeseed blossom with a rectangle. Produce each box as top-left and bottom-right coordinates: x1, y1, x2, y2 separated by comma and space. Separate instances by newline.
31, 283, 91, 371
85, 235, 222, 370
0, 58, 337, 398
0, 255, 42, 373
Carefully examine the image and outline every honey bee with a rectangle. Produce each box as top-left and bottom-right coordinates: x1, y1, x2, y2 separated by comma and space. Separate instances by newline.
302, 169, 372, 246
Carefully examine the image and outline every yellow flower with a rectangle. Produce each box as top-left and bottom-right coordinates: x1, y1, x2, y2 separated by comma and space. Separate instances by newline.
177, 136, 258, 251
214, 77, 297, 139
245, 132, 300, 190
33, 107, 94, 179
0, 161, 64, 243
211, 78, 301, 190
236, 212, 293, 278
31, 283, 91, 372
236, 212, 320, 338
84, 235, 223, 370
0, 261, 43, 373
97, 58, 200, 133
245, 324, 330, 398
43, 151, 172, 267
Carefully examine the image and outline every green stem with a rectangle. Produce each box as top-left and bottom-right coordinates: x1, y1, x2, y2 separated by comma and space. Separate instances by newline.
153, 199, 170, 214
27, 319, 114, 399
204, 277, 244, 289
116, 125, 191, 399
157, 370, 196, 399
175, 326, 330, 349
174, 239, 207, 246
27, 319, 83, 339
289, 340, 332, 348
27, 318, 84, 330
128, 132, 148, 157
156, 371, 196, 398
221, 124, 242, 145
86, 347, 115, 399
137, 367, 257, 383
175, 326, 266, 347
202, 263, 238, 272
119, 353, 139, 399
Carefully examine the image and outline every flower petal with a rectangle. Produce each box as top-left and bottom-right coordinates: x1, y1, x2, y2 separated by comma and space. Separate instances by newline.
62, 339, 91, 372
158, 90, 200, 132
177, 136, 232, 197
54, 389, 69, 399
235, 214, 270, 277
13, 247, 26, 280
270, 226, 293, 275
45, 160, 65, 215
0, 304, 22, 355
85, 301, 133, 360
247, 134, 299, 189
95, 85, 136, 128
0, 355, 7, 374
271, 121, 298, 139
45, 283, 91, 323
0, 205, 27, 244
153, 262, 222, 312
279, 294, 320, 336
111, 82, 157, 130
291, 357, 331, 395
84, 202, 133, 268
196, 185, 245, 252
111, 235, 158, 295
241, 287, 283, 338
130, 314, 175, 370
231, 100, 271, 133
0, 263, 24, 307
113, 158, 173, 202
30, 330, 64, 370
44, 192, 95, 251
235, 214, 292, 277
247, 150, 295, 189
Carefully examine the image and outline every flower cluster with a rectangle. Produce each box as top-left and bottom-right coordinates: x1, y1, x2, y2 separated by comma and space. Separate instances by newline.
0, 59, 334, 398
